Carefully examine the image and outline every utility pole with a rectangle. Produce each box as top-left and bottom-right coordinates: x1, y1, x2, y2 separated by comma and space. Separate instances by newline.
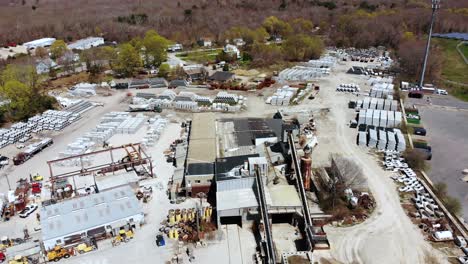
419, 0, 441, 89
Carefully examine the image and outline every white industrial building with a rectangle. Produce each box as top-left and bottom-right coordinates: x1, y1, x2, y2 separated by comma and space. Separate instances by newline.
40, 185, 144, 250
68, 37, 104, 50
24, 38, 56, 49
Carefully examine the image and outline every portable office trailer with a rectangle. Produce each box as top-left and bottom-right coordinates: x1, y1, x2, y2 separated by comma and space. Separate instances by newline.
394, 111, 402, 127
380, 110, 387, 128
358, 110, 366, 124
370, 98, 377, 110
377, 129, 387, 150
394, 129, 406, 152
373, 110, 381, 127
384, 99, 392, 111
390, 100, 398, 111
386, 131, 396, 151
365, 109, 374, 125
387, 111, 395, 128
377, 98, 385, 110
368, 129, 378, 148
363, 97, 370, 110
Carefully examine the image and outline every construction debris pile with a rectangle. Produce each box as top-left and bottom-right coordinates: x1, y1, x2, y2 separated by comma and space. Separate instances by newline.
130, 90, 244, 113
385, 151, 455, 241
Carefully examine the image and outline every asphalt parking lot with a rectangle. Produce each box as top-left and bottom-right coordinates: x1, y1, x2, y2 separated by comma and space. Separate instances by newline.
417, 104, 468, 222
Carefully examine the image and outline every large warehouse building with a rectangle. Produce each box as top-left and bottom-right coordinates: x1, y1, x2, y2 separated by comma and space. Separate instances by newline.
40, 185, 144, 250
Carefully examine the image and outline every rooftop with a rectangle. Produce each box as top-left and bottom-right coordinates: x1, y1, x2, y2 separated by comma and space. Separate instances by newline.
209, 71, 235, 82
188, 113, 216, 164
216, 187, 272, 211
41, 185, 142, 241
215, 154, 259, 181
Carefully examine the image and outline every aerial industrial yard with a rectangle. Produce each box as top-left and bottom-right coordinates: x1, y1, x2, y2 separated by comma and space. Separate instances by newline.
0, 1, 467, 263
0, 54, 465, 264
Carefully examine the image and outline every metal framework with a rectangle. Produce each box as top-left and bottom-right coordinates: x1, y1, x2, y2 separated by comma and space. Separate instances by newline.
419, 0, 441, 88
47, 143, 153, 193
254, 167, 276, 264
288, 132, 330, 250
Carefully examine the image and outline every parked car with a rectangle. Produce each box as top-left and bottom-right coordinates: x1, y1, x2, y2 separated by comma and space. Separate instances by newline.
19, 204, 38, 218
413, 127, 427, 136
0, 156, 8, 167
436, 89, 448, 95
456, 236, 468, 248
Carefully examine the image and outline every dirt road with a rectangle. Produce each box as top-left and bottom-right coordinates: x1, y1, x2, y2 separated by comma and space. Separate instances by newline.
312, 64, 448, 264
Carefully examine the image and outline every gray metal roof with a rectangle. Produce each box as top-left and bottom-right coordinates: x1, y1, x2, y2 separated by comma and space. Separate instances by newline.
41, 185, 142, 241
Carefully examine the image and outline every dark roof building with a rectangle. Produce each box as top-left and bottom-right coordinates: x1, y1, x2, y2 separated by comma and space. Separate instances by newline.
208, 71, 235, 82
169, 79, 189, 88
215, 154, 259, 182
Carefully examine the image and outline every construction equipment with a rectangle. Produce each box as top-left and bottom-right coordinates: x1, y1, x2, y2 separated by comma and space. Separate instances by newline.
76, 243, 95, 254
8, 255, 28, 264
32, 174, 43, 182
13, 138, 53, 165
112, 230, 134, 246
0, 236, 13, 250
46, 245, 71, 262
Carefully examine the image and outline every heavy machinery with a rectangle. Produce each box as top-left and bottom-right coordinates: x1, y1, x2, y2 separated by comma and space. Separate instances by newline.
112, 230, 134, 246
0, 236, 14, 250
13, 138, 53, 165
76, 243, 95, 254
46, 246, 71, 262
8, 255, 28, 264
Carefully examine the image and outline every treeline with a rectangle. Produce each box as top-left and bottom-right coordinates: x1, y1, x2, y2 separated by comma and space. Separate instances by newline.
0, 0, 467, 50
0, 65, 57, 123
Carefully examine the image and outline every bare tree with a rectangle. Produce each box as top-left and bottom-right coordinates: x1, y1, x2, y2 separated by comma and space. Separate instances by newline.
329, 153, 367, 191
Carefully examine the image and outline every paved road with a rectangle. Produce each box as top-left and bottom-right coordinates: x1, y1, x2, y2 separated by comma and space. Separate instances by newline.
418, 106, 468, 222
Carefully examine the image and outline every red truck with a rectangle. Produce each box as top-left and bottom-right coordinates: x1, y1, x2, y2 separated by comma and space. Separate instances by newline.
13, 138, 53, 165
31, 182, 42, 194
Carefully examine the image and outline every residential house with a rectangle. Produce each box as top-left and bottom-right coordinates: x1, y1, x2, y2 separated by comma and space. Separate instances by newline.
223, 44, 241, 59
168, 44, 183, 52
208, 71, 235, 83
232, 38, 245, 47
36, 58, 57, 74
197, 38, 213, 47
183, 65, 207, 81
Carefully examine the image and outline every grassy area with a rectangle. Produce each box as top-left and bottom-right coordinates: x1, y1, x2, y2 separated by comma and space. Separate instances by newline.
434, 38, 468, 83
176, 50, 218, 63
433, 38, 468, 101
461, 42, 468, 59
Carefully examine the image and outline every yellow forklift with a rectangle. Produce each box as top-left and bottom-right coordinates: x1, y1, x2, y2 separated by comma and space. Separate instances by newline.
46, 245, 71, 262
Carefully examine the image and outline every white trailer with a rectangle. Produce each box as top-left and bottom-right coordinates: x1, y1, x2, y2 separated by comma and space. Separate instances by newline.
394, 111, 402, 127
378, 129, 387, 150
387, 111, 395, 128
387, 131, 396, 151
363, 97, 370, 109
373, 110, 381, 127
358, 109, 366, 124
368, 129, 378, 148
377, 98, 385, 110
365, 109, 374, 125
370, 98, 378, 110
384, 99, 392, 111
358, 131, 367, 146
380, 110, 388, 128
391, 100, 398, 111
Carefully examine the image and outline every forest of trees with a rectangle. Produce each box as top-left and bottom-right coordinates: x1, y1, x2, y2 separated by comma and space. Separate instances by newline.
0, 0, 466, 50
